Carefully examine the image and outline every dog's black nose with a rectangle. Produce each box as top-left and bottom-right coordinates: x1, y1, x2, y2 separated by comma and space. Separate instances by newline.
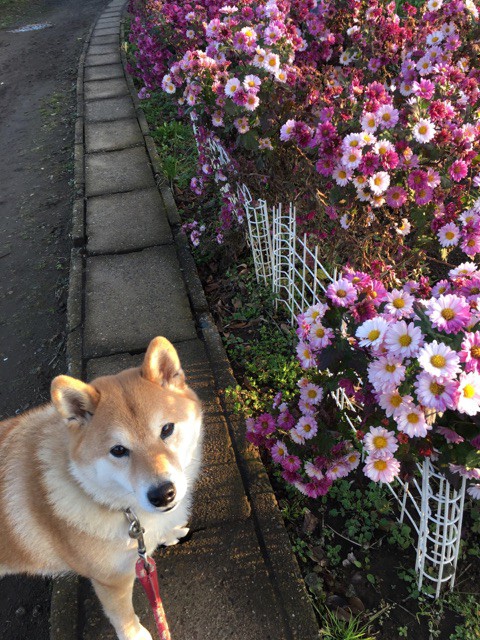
147, 482, 176, 508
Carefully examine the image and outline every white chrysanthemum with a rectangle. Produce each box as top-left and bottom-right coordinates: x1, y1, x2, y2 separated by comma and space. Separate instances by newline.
455, 371, 480, 416
417, 341, 461, 379
374, 139, 394, 156
467, 484, 480, 500
333, 165, 352, 186
264, 52, 280, 73
412, 118, 436, 143
399, 81, 414, 96
427, 0, 442, 9
356, 186, 371, 202
364, 455, 400, 483
385, 321, 423, 358
396, 218, 412, 236
369, 171, 390, 195
426, 30, 444, 46
416, 55, 433, 75
364, 426, 399, 458
225, 77, 241, 96
356, 317, 390, 348
343, 133, 365, 150
361, 112, 377, 132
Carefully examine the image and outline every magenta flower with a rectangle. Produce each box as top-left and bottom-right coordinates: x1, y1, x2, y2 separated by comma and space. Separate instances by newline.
450, 160, 468, 182
282, 455, 302, 473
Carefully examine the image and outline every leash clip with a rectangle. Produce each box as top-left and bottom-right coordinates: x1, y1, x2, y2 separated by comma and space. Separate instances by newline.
124, 507, 152, 571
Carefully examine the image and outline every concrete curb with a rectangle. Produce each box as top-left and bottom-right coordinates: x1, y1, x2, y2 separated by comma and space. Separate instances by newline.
52, 2, 320, 639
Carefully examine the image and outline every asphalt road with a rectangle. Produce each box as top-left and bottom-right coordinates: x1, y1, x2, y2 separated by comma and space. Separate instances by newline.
0, 1, 111, 637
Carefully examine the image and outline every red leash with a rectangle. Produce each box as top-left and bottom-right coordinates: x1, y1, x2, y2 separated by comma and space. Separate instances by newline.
125, 508, 172, 640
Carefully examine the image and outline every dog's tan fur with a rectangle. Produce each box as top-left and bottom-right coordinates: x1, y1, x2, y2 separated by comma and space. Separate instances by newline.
0, 337, 202, 640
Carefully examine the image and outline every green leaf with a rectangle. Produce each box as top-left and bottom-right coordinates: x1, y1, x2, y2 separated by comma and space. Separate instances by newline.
465, 450, 480, 469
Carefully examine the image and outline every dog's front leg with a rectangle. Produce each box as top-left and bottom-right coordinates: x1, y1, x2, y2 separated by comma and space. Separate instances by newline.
91, 575, 152, 640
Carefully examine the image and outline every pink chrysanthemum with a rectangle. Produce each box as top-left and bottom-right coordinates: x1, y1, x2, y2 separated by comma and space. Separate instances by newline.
396, 404, 431, 438
271, 440, 289, 463
384, 289, 415, 319
309, 323, 334, 349
364, 426, 398, 459
296, 341, 317, 369
436, 427, 464, 444
326, 278, 358, 307
426, 294, 471, 334
368, 356, 406, 392
438, 223, 460, 248
294, 415, 318, 440
343, 450, 361, 470
378, 389, 412, 417
417, 341, 461, 379
364, 455, 400, 483
304, 303, 328, 324
326, 461, 350, 480
282, 455, 302, 473
414, 372, 457, 411
460, 332, 480, 373
385, 186, 408, 208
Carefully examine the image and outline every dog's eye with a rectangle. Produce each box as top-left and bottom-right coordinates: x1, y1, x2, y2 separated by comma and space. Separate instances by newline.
110, 445, 130, 458
161, 423, 175, 440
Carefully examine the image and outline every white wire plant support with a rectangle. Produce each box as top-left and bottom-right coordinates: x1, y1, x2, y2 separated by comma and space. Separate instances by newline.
197, 125, 467, 598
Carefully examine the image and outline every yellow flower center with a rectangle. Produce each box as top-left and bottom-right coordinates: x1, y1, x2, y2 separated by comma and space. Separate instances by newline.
373, 459, 387, 471
430, 354, 446, 368
368, 329, 381, 341
352, 277, 361, 283
315, 327, 325, 338
429, 381, 445, 396
385, 364, 396, 373
374, 176, 382, 186
339, 170, 347, 179
307, 389, 317, 399
368, 118, 375, 127
348, 454, 357, 463
391, 394, 402, 407
399, 334, 412, 347
393, 298, 405, 309
445, 231, 455, 240
349, 153, 357, 162
471, 345, 480, 359
336, 289, 347, 298
441, 308, 455, 321
373, 436, 388, 449
382, 113, 391, 122
350, 140, 359, 147
463, 384, 475, 399
407, 412, 419, 424
418, 125, 428, 135
467, 239, 475, 247
303, 423, 312, 432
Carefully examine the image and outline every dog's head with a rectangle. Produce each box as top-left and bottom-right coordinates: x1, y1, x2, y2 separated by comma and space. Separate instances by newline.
51, 337, 202, 514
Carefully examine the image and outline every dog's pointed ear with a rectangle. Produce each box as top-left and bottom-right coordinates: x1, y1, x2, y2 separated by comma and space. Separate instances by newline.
142, 337, 185, 388
51, 375, 100, 426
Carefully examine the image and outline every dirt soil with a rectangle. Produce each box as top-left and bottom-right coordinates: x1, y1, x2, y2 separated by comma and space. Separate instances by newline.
0, 0, 110, 637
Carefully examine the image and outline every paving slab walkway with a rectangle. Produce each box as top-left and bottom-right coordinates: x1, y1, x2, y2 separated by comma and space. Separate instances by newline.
50, 1, 320, 639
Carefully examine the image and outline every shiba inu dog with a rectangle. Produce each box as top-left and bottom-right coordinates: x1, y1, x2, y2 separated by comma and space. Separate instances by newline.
0, 336, 203, 640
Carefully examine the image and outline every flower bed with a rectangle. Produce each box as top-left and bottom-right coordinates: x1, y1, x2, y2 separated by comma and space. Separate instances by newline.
128, 0, 480, 277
